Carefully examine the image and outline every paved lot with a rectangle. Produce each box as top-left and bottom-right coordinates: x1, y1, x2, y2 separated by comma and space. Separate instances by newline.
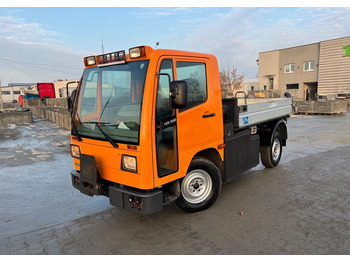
0, 110, 350, 255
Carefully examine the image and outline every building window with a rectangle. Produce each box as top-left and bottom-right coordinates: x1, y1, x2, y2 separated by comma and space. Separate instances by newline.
251, 86, 254, 91
286, 84, 299, 90
1, 91, 11, 95
284, 64, 295, 73
263, 85, 267, 90
269, 77, 274, 89
13, 91, 21, 94
303, 61, 315, 72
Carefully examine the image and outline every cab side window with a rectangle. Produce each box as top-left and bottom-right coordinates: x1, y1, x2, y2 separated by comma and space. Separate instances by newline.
156, 59, 178, 177
176, 61, 207, 111
156, 59, 173, 123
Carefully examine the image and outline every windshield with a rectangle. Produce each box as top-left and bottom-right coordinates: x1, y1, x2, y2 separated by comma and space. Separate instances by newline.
74, 60, 149, 145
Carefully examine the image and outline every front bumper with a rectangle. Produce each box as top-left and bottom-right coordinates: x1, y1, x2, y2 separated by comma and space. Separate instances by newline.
70, 153, 177, 215
71, 169, 163, 215
109, 186, 163, 215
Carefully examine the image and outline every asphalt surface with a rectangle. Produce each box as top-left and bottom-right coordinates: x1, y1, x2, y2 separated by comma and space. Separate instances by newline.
0, 110, 350, 255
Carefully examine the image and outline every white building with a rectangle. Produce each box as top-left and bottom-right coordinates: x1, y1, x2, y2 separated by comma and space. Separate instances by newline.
0, 83, 35, 103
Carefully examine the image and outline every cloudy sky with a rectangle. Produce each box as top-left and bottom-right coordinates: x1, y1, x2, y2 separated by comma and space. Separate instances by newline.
1, 2, 350, 85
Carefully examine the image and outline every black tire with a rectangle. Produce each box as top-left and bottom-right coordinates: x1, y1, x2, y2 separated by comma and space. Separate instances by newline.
261, 131, 282, 168
175, 157, 222, 213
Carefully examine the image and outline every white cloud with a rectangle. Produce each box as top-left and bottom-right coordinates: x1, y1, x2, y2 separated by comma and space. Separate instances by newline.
0, 15, 57, 45
0, 37, 84, 85
0, 13, 90, 85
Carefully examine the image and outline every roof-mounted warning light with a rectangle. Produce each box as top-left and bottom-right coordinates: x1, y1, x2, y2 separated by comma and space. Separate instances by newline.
97, 50, 126, 66
84, 56, 97, 67
83, 50, 126, 67
129, 46, 146, 59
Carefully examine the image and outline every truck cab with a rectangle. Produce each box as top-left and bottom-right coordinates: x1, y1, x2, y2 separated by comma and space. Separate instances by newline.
70, 46, 291, 214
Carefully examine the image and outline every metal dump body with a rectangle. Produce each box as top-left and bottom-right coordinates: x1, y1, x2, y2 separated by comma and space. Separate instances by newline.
238, 98, 292, 128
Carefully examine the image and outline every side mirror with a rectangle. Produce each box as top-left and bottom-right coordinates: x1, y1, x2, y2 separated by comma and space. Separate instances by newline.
66, 80, 79, 113
68, 89, 77, 113
170, 81, 187, 109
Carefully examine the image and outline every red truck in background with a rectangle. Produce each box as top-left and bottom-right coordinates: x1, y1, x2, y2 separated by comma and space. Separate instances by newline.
36, 83, 55, 99
18, 83, 55, 108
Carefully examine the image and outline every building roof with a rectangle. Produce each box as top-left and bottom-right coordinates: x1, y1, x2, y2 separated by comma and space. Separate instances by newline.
260, 35, 350, 55
7, 83, 36, 87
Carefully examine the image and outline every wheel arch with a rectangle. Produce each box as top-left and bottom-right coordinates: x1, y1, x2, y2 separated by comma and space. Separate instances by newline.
259, 119, 288, 147
192, 148, 224, 177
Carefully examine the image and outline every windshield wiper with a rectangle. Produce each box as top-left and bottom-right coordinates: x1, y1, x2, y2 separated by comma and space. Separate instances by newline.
71, 120, 82, 141
99, 88, 114, 121
82, 121, 119, 148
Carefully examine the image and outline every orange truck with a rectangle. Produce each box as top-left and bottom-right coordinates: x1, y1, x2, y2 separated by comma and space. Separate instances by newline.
69, 46, 292, 214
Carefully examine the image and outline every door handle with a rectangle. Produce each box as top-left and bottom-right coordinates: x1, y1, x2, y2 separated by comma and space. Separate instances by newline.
202, 113, 215, 118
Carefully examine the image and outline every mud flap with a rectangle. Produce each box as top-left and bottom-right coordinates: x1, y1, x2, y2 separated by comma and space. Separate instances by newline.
79, 154, 104, 196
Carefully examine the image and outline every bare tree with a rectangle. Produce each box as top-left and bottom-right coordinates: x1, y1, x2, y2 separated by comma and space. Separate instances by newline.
220, 64, 245, 97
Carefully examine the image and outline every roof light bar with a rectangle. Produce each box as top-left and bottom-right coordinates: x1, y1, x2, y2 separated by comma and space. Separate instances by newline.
97, 50, 126, 66
129, 46, 146, 59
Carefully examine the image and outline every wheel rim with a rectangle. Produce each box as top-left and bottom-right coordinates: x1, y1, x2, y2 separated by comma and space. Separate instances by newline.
272, 138, 281, 161
181, 169, 212, 204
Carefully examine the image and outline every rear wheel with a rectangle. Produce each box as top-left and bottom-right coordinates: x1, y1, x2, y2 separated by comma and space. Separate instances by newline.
261, 131, 282, 168
175, 157, 222, 213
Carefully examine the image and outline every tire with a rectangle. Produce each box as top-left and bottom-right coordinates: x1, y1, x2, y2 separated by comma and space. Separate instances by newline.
261, 131, 282, 168
175, 157, 222, 213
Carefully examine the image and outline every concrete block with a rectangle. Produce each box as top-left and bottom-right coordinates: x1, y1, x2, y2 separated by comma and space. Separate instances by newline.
295, 101, 315, 113
46, 98, 68, 110
314, 101, 347, 114
0, 111, 33, 125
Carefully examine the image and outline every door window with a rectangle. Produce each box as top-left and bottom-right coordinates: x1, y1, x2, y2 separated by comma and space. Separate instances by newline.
156, 59, 178, 177
176, 61, 207, 111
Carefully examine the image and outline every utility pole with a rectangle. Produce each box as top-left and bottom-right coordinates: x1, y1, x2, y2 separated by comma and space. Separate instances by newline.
0, 78, 3, 109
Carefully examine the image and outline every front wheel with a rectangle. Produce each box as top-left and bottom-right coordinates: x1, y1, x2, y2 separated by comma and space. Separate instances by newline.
261, 131, 283, 168
175, 157, 222, 213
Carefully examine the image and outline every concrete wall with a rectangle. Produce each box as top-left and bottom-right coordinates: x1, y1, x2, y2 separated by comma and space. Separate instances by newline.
0, 111, 33, 125
31, 106, 71, 130
30, 98, 71, 130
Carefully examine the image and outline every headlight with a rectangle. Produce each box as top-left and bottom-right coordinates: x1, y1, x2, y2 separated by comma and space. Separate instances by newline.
122, 155, 137, 173
70, 144, 81, 159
